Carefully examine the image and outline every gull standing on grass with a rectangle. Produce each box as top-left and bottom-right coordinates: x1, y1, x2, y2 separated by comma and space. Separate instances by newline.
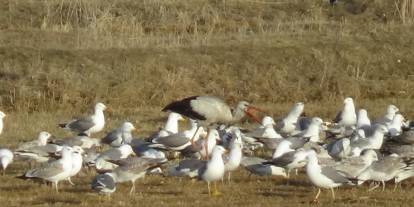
59, 102, 107, 136
355, 154, 409, 191
199, 145, 227, 196
106, 156, 167, 194
224, 129, 243, 182
66, 146, 84, 185
18, 146, 74, 192
305, 150, 351, 202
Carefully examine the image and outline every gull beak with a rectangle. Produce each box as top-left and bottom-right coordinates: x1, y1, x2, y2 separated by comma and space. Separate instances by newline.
244, 106, 264, 124
180, 117, 187, 124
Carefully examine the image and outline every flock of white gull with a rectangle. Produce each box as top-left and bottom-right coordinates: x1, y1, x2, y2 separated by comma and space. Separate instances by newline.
0, 96, 414, 202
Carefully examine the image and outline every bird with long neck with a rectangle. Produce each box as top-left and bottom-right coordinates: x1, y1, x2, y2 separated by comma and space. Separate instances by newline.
162, 96, 263, 157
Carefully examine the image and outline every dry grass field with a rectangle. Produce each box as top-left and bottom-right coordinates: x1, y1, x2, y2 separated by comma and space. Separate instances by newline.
1, 0, 414, 206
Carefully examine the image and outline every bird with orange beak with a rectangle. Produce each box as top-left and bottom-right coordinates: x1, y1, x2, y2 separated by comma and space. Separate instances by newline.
162, 96, 263, 159
162, 96, 263, 127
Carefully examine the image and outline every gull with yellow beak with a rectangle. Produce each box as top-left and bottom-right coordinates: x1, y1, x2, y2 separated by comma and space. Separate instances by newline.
59, 102, 107, 136
199, 145, 227, 196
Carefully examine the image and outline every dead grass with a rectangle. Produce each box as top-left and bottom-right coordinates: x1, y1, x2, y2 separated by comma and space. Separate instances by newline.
2, 161, 414, 207
0, 0, 414, 206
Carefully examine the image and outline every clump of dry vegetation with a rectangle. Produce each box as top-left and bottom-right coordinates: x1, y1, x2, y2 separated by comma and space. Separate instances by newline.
0, 1, 414, 206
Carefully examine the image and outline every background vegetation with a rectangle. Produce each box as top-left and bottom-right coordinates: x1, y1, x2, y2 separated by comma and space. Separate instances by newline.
0, 0, 414, 206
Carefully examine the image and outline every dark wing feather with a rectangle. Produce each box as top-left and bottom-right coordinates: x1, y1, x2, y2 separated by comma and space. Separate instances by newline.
264, 152, 296, 167
101, 130, 120, 145
91, 173, 116, 193
64, 117, 95, 132
162, 96, 206, 121
333, 110, 343, 123
177, 159, 206, 171
321, 166, 349, 183
153, 134, 189, 147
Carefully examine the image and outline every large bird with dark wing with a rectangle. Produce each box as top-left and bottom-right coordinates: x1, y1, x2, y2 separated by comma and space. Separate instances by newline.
162, 96, 262, 126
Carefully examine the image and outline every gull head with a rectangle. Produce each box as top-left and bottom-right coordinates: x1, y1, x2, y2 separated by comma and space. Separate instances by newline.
376, 125, 389, 134
38, 131, 52, 143
207, 129, 220, 141
121, 122, 136, 132
387, 104, 399, 114
311, 117, 323, 126
169, 112, 185, 121
72, 146, 84, 155
262, 116, 275, 126
293, 102, 305, 112
358, 109, 368, 117
95, 102, 107, 111
361, 149, 378, 162
344, 97, 354, 105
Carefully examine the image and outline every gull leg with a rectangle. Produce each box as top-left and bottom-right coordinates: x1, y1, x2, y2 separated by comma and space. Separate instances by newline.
228, 172, 231, 183
312, 188, 321, 203
393, 181, 398, 192
295, 169, 298, 176
68, 177, 75, 186
212, 181, 222, 196
54, 182, 59, 193
207, 181, 211, 196
190, 126, 201, 146
204, 128, 211, 160
368, 182, 379, 192
286, 170, 290, 185
330, 188, 335, 200
381, 180, 385, 192
130, 181, 136, 194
